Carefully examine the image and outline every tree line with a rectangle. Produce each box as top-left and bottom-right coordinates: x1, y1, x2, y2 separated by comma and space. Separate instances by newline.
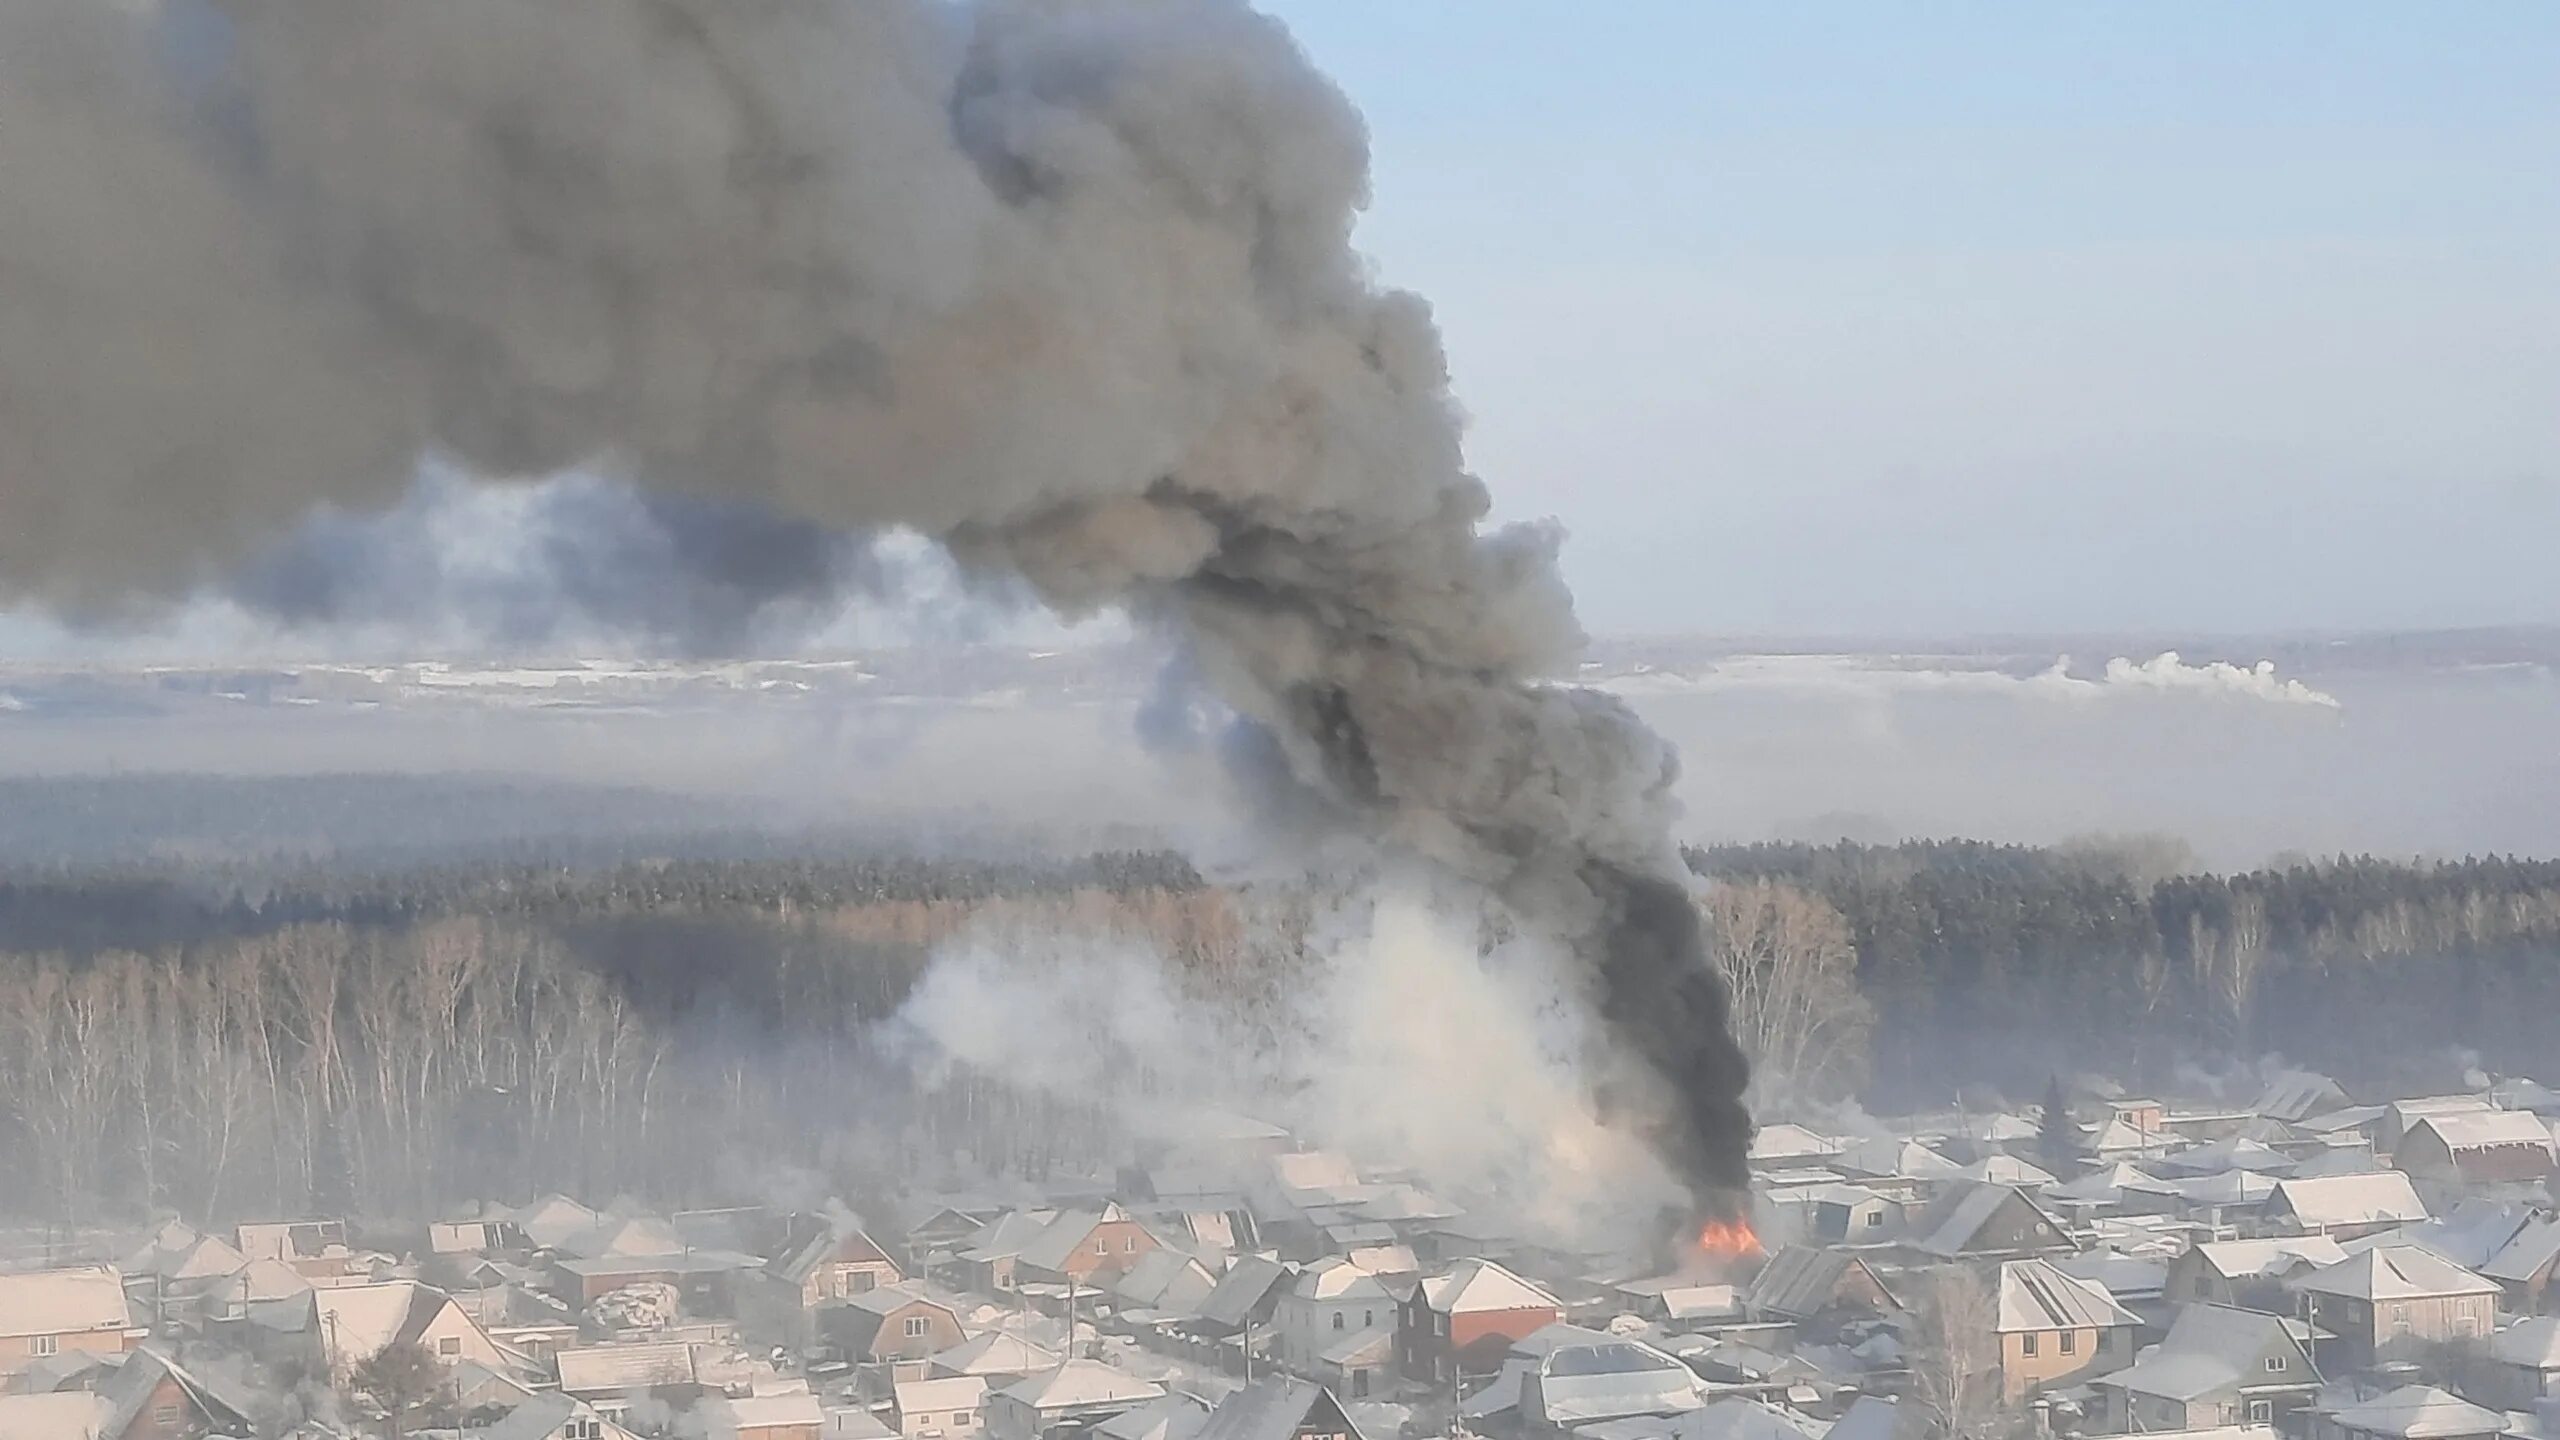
1688, 839, 2560, 1102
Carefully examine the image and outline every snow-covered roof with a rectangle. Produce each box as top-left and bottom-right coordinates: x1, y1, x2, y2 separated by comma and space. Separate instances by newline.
2484, 1218, 2560, 1284
1993, 1260, 2138, 1333
1746, 1125, 1839, 1161
893, 1376, 989, 1416
1418, 1259, 1559, 1315
1835, 1137, 1964, 1180
2323, 1384, 2503, 1438
931, 1332, 1059, 1378
713, 1393, 828, 1433
1959, 1155, 2058, 1187
2193, 1236, 2347, 1280
2272, 1172, 2429, 1229
2407, 1109, 2559, 1155
556, 1341, 698, 1393
312, 1281, 450, 1364
0, 1392, 112, 1440
0, 1266, 132, 1340
2291, 1245, 2500, 1302
1911, 1183, 2066, 1258
1096, 1391, 1213, 1440
2253, 1070, 2348, 1123
998, 1361, 1164, 1412
2489, 1316, 2560, 1370
1192, 1378, 1357, 1440
1295, 1258, 1390, 1303
1530, 1337, 1708, 1426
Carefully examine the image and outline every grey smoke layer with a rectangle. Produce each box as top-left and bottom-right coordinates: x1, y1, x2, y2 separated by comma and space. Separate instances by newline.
0, 0, 1750, 1198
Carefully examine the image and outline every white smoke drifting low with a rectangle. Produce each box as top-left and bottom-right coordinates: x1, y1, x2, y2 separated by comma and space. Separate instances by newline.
893, 884, 1676, 1250
1595, 650, 2342, 709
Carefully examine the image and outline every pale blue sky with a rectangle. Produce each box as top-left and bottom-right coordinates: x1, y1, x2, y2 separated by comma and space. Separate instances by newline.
1265, 1, 2560, 635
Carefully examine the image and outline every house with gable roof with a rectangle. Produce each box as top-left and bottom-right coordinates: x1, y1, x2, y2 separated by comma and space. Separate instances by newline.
0, 1265, 143, 1380
1014, 1205, 1163, 1288
2475, 1315, 2560, 1410
1190, 1377, 1363, 1440
2264, 1173, 2430, 1241
2091, 1303, 2321, 1432
94, 1345, 263, 1440
1276, 1259, 1392, 1374
1990, 1258, 2140, 1400
982, 1360, 1165, 1440
2287, 1244, 2502, 1367
2164, 1236, 2348, 1312
2311, 1383, 2506, 1440
1397, 1259, 1564, 1385
1904, 1183, 2073, 1263
296, 1280, 512, 1379
2393, 1110, 2560, 1193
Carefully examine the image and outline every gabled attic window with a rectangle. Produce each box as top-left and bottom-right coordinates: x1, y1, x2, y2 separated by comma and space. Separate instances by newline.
2265, 1355, 2286, 1372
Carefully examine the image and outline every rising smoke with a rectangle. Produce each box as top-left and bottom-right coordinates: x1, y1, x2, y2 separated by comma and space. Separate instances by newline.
0, 0, 1751, 1202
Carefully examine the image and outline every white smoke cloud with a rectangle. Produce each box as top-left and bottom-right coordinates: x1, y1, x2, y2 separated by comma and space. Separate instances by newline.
1593, 650, 2342, 710
892, 884, 1676, 1250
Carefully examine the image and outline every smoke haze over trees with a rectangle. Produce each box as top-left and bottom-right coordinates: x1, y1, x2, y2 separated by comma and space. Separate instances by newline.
2, 828, 2558, 1230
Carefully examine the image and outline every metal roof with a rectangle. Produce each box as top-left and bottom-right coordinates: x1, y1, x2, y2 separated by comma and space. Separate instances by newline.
1993, 1259, 2139, 1333
2271, 1172, 2429, 1228
0, 1265, 132, 1340
2291, 1244, 2499, 1302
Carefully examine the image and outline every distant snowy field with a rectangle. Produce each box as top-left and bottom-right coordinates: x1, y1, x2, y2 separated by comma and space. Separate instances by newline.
3, 633, 2554, 868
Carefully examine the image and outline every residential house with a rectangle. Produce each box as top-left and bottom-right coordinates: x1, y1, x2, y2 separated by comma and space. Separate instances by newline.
982, 1362, 1165, 1440
554, 1342, 704, 1412
1110, 1251, 1217, 1320
892, 1376, 988, 1440
1746, 1126, 1842, 1176
1014, 1206, 1162, 1290
0, 1266, 141, 1380
2376, 1097, 2495, 1157
2092, 1304, 2320, 1432
1188, 1256, 1290, 1341
707, 1392, 827, 1440
1397, 1260, 1565, 1385
2255, 1071, 2351, 1125
928, 1334, 1060, 1391
821, 1286, 966, 1387
907, 1209, 999, 1276
2287, 1245, 2502, 1367
2394, 1112, 2560, 1193
2165, 1237, 2348, 1312
2117, 1169, 2279, 1230
954, 1212, 1057, 1295
1834, 1139, 1965, 1187
1095, 1393, 1211, 1440
92, 1346, 260, 1440
2476, 1316, 2560, 1411
513, 1196, 605, 1252
234, 1221, 354, 1280
472, 1393, 642, 1440
1313, 1326, 1395, 1402
1518, 1335, 1708, 1434
303, 1281, 510, 1378
745, 1219, 905, 1347
1990, 1258, 2141, 1401
2311, 1384, 2507, 1440
1741, 1248, 1899, 1324
1906, 1183, 2073, 1262
2264, 1174, 2430, 1241
433, 1218, 531, 1258
1793, 1185, 1902, 1245
2484, 1217, 2560, 1315
1275, 1260, 1392, 1373
1190, 1377, 1365, 1440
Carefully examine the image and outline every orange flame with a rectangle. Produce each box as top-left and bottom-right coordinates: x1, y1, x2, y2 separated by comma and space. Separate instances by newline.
1694, 1218, 1762, 1261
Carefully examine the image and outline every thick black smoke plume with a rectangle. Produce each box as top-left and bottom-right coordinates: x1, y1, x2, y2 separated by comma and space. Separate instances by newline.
0, 0, 1753, 1201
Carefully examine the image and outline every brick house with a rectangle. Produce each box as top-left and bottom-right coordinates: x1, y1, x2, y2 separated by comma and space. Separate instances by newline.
822, 1286, 966, 1388
1396, 1259, 1563, 1385
1990, 1259, 2140, 1402
0, 1265, 142, 1380
1014, 1205, 1163, 1288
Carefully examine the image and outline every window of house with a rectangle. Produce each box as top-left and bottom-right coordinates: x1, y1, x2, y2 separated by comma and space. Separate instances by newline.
1123, 1237, 1136, 1253
955, 1414, 973, 1428
1435, 1315, 1448, 1337
2247, 1401, 2272, 1424
2059, 1332, 2076, 1355
2021, 1334, 2039, 1357
1332, 1313, 1345, 1331
1096, 1239, 1109, 1256
29, 1336, 57, 1358
906, 1316, 931, 1338
1363, 1311, 1374, 1329
853, 1273, 877, 1293
570, 1420, 602, 1440
153, 1407, 182, 1426
2265, 1355, 2286, 1372
440, 1336, 462, 1356
2454, 1315, 2478, 1338
1864, 1212, 1883, 1228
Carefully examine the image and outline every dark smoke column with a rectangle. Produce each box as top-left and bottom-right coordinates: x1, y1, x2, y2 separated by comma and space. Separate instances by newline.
0, 0, 1752, 1201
